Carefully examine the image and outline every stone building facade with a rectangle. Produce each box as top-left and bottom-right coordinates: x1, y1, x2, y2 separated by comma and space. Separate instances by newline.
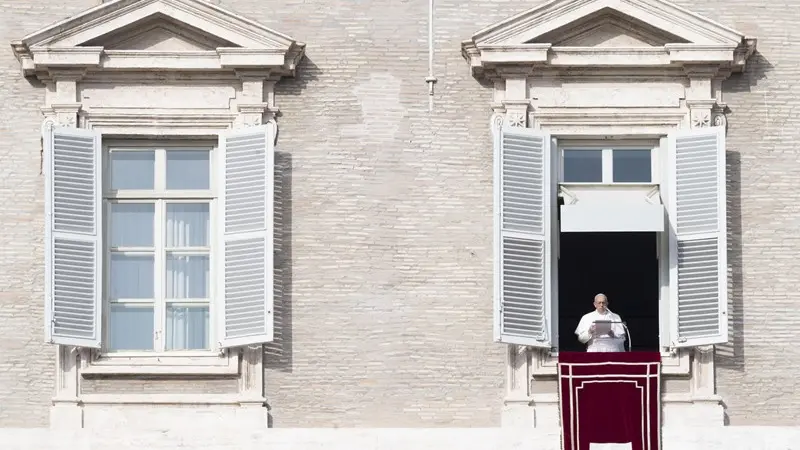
0, 0, 794, 433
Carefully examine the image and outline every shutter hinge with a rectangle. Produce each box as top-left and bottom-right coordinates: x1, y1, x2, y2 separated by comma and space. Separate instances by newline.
677, 337, 687, 343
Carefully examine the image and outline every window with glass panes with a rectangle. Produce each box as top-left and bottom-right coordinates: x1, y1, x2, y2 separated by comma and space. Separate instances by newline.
105, 143, 214, 352
560, 145, 656, 184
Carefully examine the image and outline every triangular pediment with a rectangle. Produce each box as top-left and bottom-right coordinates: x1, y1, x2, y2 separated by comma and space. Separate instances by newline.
12, 0, 305, 77
472, 0, 744, 47
461, 0, 756, 77
82, 15, 236, 51
528, 9, 689, 47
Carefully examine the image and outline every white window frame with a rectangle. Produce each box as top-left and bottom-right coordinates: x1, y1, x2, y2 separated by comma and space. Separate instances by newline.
559, 140, 660, 185
534, 137, 689, 374
83, 139, 237, 375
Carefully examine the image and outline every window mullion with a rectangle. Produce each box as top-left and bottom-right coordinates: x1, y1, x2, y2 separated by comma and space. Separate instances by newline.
210, 196, 217, 351
154, 149, 166, 352
602, 148, 613, 183
102, 199, 110, 352
154, 199, 165, 352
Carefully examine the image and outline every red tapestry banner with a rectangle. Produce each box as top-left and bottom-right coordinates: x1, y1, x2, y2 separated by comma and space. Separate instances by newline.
557, 352, 661, 450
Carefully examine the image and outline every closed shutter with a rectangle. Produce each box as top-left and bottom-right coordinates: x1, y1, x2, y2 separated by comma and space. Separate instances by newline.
44, 126, 103, 348
218, 125, 274, 348
667, 126, 728, 347
494, 127, 553, 347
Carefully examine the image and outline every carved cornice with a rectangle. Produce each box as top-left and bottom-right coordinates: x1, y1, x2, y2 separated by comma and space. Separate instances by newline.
461, 0, 757, 80
10, 0, 306, 79
471, 0, 746, 46
81, 111, 238, 135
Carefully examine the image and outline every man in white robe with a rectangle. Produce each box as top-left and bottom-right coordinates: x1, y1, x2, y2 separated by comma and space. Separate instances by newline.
574, 293, 626, 352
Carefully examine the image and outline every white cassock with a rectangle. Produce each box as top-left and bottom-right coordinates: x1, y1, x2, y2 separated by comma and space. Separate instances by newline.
574, 309, 626, 352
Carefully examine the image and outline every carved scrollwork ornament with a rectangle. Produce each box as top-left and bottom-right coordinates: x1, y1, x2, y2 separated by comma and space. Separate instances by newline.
490, 112, 505, 135
266, 117, 279, 145
713, 113, 727, 128
40, 117, 57, 135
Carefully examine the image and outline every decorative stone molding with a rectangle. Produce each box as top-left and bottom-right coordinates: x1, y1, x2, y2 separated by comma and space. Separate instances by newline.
466, 0, 756, 430
690, 109, 712, 128
462, 0, 756, 79
15, 0, 302, 428
503, 100, 530, 128
491, 108, 506, 135
11, 0, 305, 80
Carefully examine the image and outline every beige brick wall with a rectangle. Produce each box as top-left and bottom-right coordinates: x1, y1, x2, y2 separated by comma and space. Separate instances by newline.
0, 0, 795, 428
0, 0, 95, 427
690, 4, 800, 427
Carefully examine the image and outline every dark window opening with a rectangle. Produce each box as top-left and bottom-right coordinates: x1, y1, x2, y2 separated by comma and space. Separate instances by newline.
557, 230, 660, 352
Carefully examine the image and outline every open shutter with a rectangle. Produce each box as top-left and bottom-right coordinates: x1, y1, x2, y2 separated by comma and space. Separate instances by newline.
667, 126, 727, 348
218, 125, 274, 348
494, 126, 552, 347
44, 126, 102, 348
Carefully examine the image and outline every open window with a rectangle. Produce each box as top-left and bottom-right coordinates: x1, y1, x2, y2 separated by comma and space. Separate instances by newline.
471, 0, 752, 426
493, 127, 728, 351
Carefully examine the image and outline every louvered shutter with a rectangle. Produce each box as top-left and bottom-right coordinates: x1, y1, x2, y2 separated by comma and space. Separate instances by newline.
217, 125, 274, 348
44, 126, 103, 348
494, 126, 553, 347
667, 126, 728, 347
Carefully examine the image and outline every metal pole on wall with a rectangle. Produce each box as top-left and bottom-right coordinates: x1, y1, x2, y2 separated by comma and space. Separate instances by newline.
426, 0, 438, 112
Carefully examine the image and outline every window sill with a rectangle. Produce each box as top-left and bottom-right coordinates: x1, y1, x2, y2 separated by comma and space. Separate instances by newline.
81, 350, 239, 376
79, 393, 264, 405
559, 182, 659, 187
531, 348, 690, 376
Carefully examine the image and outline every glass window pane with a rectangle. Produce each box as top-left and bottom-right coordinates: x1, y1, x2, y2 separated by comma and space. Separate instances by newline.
166, 151, 210, 190
166, 254, 209, 299
166, 203, 210, 247
108, 304, 154, 351
563, 150, 603, 182
166, 304, 210, 350
613, 149, 652, 182
110, 203, 155, 247
110, 254, 154, 299
109, 151, 155, 190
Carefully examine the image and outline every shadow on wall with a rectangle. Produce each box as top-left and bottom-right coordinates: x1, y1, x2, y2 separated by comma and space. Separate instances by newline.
722, 50, 773, 94
716, 150, 743, 374
274, 55, 321, 100
264, 150, 294, 374
263, 56, 322, 427
716, 50, 773, 378
263, 55, 320, 372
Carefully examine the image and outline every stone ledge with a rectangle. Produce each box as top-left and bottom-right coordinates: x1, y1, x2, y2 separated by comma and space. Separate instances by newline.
2, 427, 799, 450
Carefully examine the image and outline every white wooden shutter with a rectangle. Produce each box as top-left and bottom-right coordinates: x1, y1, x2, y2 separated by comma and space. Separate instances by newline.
218, 125, 274, 348
667, 126, 728, 347
44, 126, 103, 348
494, 126, 553, 347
